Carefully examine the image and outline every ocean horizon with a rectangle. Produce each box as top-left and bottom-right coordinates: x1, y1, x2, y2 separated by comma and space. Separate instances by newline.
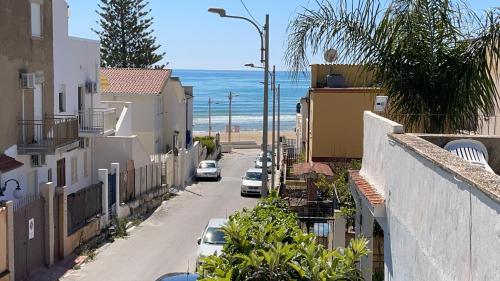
172, 69, 310, 133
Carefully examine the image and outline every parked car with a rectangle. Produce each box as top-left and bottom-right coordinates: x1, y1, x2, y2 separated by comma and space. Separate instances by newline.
255, 156, 272, 173
259, 151, 273, 158
196, 218, 228, 269
156, 273, 198, 281
241, 168, 263, 196
196, 160, 221, 180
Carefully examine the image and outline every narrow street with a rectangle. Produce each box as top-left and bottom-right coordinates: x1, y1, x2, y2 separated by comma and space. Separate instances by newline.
62, 149, 260, 281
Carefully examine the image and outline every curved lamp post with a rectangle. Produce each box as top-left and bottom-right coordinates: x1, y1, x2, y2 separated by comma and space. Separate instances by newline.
209, 7, 270, 197
0, 179, 23, 199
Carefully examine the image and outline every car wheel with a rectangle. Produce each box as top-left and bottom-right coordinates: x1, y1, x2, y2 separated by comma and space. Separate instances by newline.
241, 191, 245, 197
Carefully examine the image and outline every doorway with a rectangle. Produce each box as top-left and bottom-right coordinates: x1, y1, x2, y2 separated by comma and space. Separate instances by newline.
56, 158, 66, 187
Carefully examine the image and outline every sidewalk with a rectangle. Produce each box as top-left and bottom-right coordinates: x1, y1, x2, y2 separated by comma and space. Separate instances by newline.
28, 254, 80, 281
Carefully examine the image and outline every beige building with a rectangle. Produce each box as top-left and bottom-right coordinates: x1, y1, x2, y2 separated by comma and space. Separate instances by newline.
297, 64, 382, 162
100, 68, 193, 155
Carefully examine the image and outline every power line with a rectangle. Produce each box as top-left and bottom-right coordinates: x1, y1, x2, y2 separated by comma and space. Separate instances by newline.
240, 0, 263, 27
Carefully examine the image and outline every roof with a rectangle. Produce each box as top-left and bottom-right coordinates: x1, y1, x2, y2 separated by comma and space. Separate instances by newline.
292, 162, 333, 177
100, 68, 171, 95
349, 170, 385, 206
0, 154, 23, 173
207, 218, 228, 228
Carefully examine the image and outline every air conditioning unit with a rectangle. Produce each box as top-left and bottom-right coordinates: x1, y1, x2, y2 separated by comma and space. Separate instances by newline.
85, 81, 97, 93
374, 96, 388, 112
20, 73, 36, 89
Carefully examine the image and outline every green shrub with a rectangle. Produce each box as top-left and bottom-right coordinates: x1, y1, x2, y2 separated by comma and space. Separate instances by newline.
194, 136, 216, 155
198, 193, 369, 280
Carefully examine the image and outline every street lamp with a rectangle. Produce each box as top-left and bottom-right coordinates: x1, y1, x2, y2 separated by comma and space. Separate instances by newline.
0, 179, 23, 199
209, 7, 270, 197
245, 63, 277, 190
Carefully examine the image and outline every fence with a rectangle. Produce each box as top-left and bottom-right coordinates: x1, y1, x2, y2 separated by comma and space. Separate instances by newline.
120, 163, 164, 204
67, 183, 103, 234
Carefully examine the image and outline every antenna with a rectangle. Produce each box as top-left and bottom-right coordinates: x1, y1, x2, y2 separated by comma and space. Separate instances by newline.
324, 49, 338, 63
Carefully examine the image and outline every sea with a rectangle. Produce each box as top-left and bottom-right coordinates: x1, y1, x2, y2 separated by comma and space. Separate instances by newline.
172, 69, 310, 133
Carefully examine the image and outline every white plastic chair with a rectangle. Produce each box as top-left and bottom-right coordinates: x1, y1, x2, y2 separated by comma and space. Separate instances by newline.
444, 139, 494, 173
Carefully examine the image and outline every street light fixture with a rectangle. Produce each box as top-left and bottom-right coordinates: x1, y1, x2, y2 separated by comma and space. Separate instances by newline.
209, 7, 270, 197
0, 179, 23, 199
245, 63, 277, 191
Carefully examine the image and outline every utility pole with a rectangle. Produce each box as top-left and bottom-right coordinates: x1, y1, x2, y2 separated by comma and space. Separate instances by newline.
261, 15, 270, 197
208, 97, 219, 137
271, 65, 276, 191
277, 84, 281, 171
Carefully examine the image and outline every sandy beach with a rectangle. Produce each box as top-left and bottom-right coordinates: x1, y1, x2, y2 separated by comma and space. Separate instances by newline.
194, 130, 296, 145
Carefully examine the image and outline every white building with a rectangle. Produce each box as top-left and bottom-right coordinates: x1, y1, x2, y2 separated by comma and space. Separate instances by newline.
349, 111, 500, 280
100, 68, 194, 155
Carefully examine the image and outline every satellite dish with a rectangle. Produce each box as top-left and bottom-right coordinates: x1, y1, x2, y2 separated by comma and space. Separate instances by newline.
324, 49, 338, 63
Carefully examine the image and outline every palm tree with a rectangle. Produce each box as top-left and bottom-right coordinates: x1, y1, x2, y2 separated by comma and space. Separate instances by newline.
286, 0, 500, 133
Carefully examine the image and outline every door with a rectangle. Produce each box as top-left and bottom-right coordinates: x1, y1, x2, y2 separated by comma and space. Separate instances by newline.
33, 84, 43, 143
14, 196, 46, 281
56, 158, 66, 187
108, 173, 116, 219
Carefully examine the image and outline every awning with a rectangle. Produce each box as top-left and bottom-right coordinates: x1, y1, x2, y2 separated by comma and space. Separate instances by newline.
292, 162, 333, 177
0, 154, 23, 173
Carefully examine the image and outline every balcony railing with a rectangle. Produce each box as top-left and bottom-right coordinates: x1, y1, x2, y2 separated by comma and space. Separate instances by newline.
78, 108, 116, 135
18, 115, 80, 154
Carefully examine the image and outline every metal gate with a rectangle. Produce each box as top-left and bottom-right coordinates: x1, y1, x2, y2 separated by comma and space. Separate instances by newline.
13, 195, 46, 281
108, 173, 116, 219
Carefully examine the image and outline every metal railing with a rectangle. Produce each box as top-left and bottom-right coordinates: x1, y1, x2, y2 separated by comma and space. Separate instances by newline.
78, 108, 116, 134
376, 112, 500, 135
67, 183, 103, 234
18, 115, 79, 153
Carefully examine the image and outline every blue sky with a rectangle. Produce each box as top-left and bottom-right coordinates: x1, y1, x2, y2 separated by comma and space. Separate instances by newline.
68, 0, 499, 71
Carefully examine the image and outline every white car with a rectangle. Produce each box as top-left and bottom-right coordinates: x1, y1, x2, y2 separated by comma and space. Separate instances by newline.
196, 218, 228, 269
196, 160, 221, 180
259, 151, 273, 158
255, 156, 272, 173
241, 168, 263, 196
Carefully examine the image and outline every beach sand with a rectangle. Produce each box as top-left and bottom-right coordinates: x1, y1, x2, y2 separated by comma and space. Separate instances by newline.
194, 130, 296, 145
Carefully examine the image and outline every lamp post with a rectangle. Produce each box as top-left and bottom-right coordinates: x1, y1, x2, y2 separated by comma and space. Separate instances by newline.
228, 92, 239, 143
209, 8, 270, 196
208, 97, 220, 137
0, 179, 23, 199
245, 63, 276, 190
277, 84, 281, 171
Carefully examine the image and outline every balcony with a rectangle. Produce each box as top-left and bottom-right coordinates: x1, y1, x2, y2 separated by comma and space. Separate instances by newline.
78, 108, 116, 136
18, 116, 80, 155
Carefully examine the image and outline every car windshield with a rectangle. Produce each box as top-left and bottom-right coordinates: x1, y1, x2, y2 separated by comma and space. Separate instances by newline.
258, 157, 272, 162
203, 227, 226, 245
245, 172, 262, 180
199, 162, 216, 169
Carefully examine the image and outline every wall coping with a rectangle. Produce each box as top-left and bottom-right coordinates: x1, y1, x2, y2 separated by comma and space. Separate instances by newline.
389, 133, 500, 203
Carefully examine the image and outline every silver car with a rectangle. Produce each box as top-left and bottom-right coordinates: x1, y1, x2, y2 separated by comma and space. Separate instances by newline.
196, 160, 221, 180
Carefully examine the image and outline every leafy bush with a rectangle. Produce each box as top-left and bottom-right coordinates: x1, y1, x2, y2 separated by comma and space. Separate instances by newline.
198, 193, 369, 280
194, 136, 216, 155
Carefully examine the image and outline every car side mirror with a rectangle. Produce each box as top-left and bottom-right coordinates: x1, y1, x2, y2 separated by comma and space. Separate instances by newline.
197, 237, 201, 245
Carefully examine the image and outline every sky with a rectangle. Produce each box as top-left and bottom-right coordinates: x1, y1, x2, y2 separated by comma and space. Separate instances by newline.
68, 0, 499, 71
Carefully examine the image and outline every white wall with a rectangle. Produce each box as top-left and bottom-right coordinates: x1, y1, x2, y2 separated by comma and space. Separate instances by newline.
360, 112, 500, 280
164, 78, 191, 151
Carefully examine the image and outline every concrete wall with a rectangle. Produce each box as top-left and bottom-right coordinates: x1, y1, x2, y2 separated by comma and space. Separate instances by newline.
310, 64, 375, 88
93, 136, 150, 180
164, 78, 189, 150
0, 0, 54, 152
360, 112, 500, 280
101, 94, 161, 154
309, 89, 381, 161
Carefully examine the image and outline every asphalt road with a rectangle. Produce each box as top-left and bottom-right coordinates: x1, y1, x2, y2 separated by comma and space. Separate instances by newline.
62, 149, 260, 281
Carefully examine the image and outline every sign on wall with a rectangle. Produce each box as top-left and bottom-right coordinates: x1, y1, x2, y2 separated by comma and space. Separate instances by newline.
28, 218, 35, 240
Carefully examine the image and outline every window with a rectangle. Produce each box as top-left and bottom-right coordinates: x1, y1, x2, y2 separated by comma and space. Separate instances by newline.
30, 2, 42, 37
71, 156, 78, 184
83, 151, 88, 177
48, 168, 52, 182
58, 84, 66, 112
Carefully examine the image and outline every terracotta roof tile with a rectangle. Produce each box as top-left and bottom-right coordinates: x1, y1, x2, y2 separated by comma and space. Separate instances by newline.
100, 68, 171, 95
0, 154, 23, 173
349, 170, 385, 206
292, 162, 334, 177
